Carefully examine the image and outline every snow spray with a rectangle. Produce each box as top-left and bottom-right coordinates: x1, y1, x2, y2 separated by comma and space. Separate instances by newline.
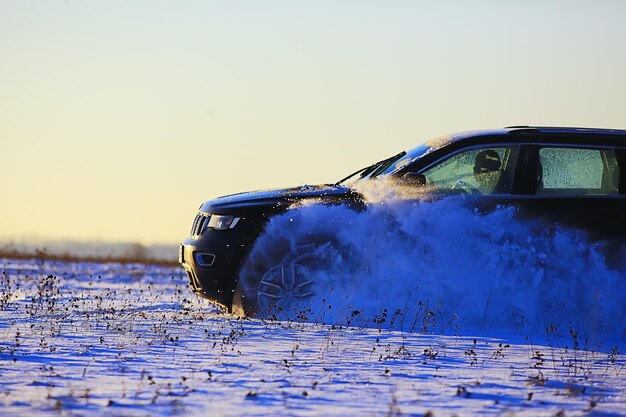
246, 180, 626, 349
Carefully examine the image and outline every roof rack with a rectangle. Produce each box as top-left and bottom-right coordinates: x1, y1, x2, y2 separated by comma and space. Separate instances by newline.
505, 126, 626, 134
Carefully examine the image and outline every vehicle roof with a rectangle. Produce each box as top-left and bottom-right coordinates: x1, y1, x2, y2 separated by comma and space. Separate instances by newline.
424, 126, 626, 149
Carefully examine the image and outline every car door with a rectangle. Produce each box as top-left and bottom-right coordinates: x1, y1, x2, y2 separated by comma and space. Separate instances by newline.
516, 143, 626, 269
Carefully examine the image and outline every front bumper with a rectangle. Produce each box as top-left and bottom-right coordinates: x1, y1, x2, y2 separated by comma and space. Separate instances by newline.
179, 231, 251, 310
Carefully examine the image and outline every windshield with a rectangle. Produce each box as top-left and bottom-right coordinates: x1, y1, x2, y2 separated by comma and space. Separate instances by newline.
376, 144, 433, 176
336, 144, 433, 185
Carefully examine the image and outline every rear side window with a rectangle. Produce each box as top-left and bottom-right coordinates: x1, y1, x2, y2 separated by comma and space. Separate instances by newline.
537, 147, 620, 195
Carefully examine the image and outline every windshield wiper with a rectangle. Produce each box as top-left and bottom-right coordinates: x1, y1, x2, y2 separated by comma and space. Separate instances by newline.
370, 151, 407, 177
335, 151, 406, 185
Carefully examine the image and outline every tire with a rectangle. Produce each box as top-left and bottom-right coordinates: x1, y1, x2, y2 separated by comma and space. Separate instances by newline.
232, 234, 348, 318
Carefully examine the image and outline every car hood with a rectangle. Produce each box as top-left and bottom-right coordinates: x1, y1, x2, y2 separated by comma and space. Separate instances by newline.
199, 184, 356, 212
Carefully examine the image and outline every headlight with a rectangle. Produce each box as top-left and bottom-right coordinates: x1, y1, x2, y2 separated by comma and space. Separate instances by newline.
207, 215, 240, 230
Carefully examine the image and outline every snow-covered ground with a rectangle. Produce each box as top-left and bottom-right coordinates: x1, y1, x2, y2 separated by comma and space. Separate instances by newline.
1, 254, 625, 417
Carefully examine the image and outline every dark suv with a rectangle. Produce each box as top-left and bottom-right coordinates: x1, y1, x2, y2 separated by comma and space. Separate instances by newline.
179, 126, 626, 315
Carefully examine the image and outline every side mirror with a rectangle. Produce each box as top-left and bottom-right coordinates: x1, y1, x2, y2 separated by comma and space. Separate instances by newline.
401, 172, 426, 186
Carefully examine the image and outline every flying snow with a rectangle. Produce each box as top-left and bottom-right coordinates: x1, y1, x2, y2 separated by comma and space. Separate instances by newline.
247, 182, 626, 349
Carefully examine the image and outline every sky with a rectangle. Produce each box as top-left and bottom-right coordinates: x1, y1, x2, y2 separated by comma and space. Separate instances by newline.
1, 0, 625, 245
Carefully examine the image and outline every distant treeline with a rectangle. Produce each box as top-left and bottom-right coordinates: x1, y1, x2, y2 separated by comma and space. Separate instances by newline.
0, 241, 178, 266
0, 248, 178, 266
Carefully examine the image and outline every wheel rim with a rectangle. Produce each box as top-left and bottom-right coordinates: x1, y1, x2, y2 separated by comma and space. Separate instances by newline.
257, 255, 315, 313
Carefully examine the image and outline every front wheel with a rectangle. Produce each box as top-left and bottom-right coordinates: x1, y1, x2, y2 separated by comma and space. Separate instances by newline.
233, 239, 347, 318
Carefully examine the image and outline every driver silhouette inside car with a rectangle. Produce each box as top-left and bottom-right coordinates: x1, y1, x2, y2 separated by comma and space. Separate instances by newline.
473, 149, 502, 193
452, 149, 502, 194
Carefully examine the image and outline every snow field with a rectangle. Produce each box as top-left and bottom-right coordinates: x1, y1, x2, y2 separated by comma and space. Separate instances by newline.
1, 258, 625, 416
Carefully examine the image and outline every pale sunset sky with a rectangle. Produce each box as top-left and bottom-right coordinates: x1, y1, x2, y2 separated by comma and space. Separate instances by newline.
1, 1, 625, 245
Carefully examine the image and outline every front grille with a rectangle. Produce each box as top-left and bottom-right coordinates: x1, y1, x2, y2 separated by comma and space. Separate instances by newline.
190, 214, 209, 236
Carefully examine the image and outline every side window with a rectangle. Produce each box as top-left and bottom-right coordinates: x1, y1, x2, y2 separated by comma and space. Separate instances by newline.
537, 147, 620, 195
421, 146, 519, 194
